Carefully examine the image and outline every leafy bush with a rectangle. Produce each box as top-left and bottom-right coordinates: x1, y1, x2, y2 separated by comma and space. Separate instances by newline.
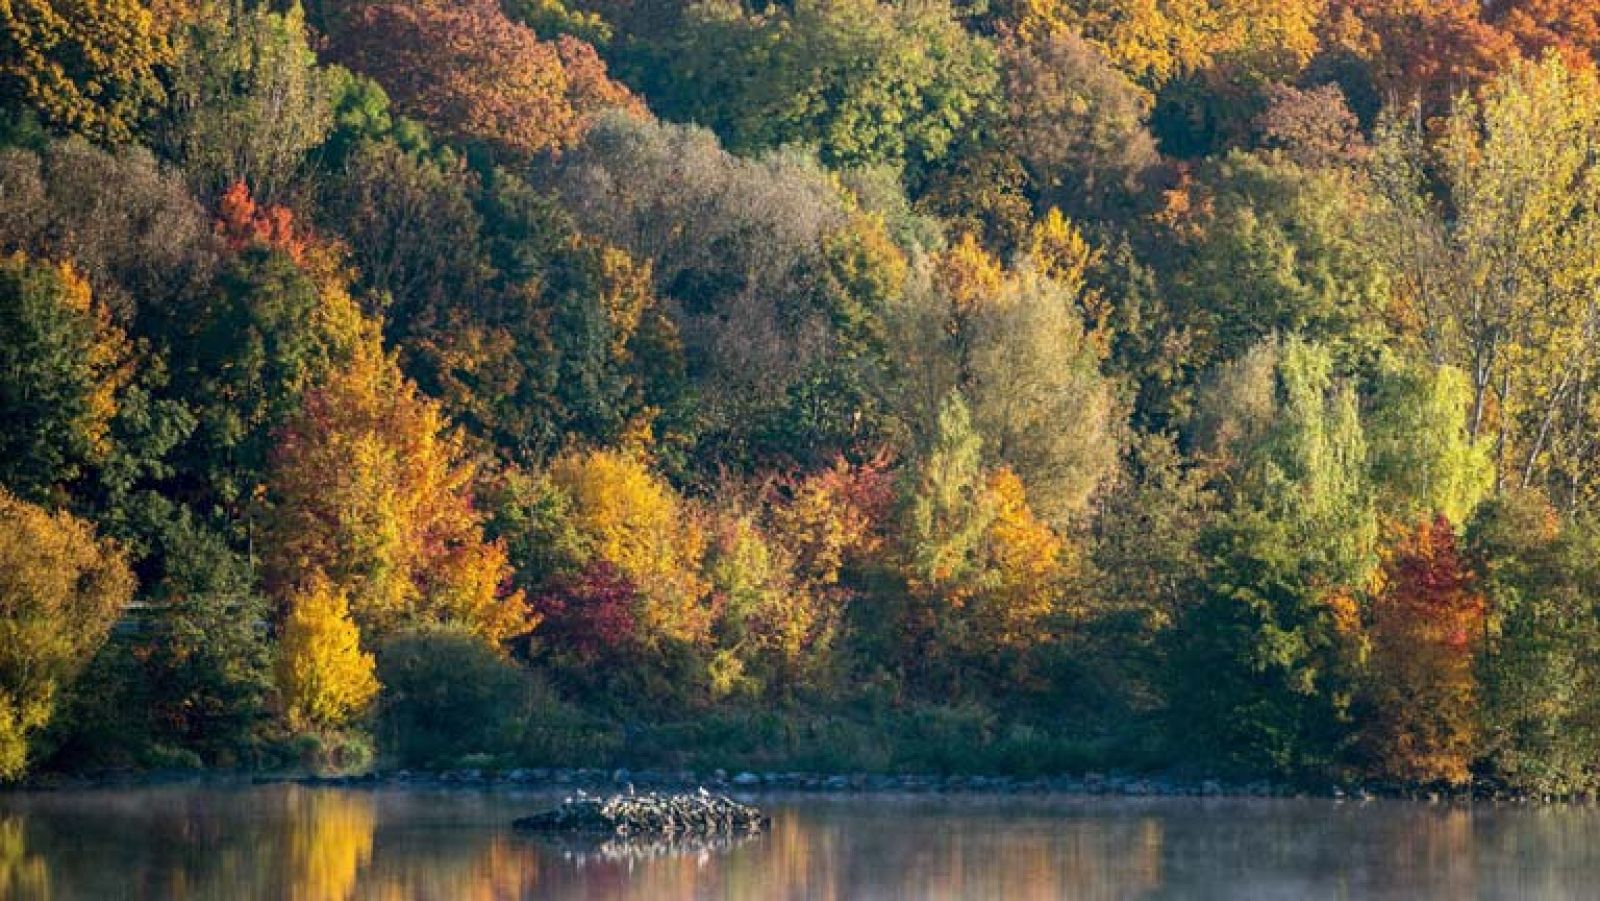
376, 626, 530, 767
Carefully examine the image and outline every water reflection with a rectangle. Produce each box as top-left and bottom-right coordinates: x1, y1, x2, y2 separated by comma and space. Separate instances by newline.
0, 816, 47, 899
530, 831, 763, 867
3, 787, 1600, 898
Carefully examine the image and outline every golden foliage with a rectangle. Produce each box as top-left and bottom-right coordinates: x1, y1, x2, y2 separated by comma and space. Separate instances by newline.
0, 0, 171, 141
546, 449, 711, 647
0, 487, 132, 779
933, 232, 1005, 318
277, 574, 380, 731
974, 468, 1069, 652
266, 333, 531, 644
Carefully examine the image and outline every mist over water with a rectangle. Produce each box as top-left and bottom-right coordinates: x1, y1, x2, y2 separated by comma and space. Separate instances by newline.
0, 786, 1594, 899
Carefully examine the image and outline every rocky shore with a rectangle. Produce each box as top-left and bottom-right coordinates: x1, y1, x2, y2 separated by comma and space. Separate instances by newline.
273, 766, 1567, 803
24, 764, 1592, 804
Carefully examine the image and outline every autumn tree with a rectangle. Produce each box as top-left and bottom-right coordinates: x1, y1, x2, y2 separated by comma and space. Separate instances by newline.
703, 506, 831, 698
1028, 0, 1322, 94
767, 455, 894, 592
1251, 83, 1368, 169
542, 449, 711, 649
995, 29, 1159, 217
0, 253, 132, 503
277, 575, 380, 732
0, 143, 220, 390
892, 392, 1073, 688
1370, 56, 1600, 498
1322, 0, 1518, 118
529, 562, 641, 670
323, 139, 487, 337
169, 205, 368, 514
903, 393, 993, 596
327, 0, 635, 160
264, 334, 532, 645
0, 489, 133, 778
160, 1, 335, 202
0, 0, 170, 142
1087, 433, 1217, 712
965, 468, 1070, 664
1359, 515, 1484, 784
1487, 0, 1600, 70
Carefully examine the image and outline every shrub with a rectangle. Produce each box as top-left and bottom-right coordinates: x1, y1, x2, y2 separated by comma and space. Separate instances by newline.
376, 626, 529, 767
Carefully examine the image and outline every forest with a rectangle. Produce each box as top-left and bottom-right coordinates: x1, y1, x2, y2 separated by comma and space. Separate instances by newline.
4, 0, 1600, 792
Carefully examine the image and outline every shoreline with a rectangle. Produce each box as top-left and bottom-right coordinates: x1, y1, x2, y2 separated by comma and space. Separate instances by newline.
13, 766, 1590, 805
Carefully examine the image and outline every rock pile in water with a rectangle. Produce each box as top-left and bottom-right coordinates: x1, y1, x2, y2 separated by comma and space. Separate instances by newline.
513, 789, 768, 837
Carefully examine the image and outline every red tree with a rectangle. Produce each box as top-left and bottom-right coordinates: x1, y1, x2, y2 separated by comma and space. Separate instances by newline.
531, 562, 641, 664
1361, 515, 1485, 784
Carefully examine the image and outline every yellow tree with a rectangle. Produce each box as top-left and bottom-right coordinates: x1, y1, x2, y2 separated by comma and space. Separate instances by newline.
0, 0, 171, 141
968, 468, 1070, 656
545, 449, 711, 648
0, 488, 133, 778
276, 575, 379, 731
1017, 0, 1323, 92
265, 333, 531, 645
898, 401, 1072, 687
1373, 55, 1600, 497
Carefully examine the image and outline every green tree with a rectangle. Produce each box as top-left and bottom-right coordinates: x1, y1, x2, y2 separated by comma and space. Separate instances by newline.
133, 516, 272, 764
1366, 356, 1493, 526
904, 392, 993, 592
551, 114, 874, 471
965, 263, 1121, 528
1470, 494, 1600, 794
161, 1, 336, 202
639, 0, 998, 174
1173, 337, 1375, 773
1168, 151, 1393, 376
0, 252, 131, 503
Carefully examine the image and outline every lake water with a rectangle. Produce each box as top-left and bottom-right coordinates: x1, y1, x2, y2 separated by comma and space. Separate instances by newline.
0, 785, 1596, 899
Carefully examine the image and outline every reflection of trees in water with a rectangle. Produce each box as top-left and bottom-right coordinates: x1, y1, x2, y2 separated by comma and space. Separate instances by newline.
0, 816, 47, 900
285, 789, 376, 901
823, 805, 1165, 901
11, 790, 1600, 898
0, 787, 381, 900
506, 803, 1168, 900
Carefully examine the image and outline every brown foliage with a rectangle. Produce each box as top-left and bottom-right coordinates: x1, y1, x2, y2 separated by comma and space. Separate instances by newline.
329, 0, 637, 159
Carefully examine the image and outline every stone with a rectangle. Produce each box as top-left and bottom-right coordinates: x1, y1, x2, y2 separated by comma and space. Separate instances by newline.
513, 790, 768, 837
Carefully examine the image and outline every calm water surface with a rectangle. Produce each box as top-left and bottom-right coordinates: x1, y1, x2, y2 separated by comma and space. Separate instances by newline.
0, 785, 1595, 899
